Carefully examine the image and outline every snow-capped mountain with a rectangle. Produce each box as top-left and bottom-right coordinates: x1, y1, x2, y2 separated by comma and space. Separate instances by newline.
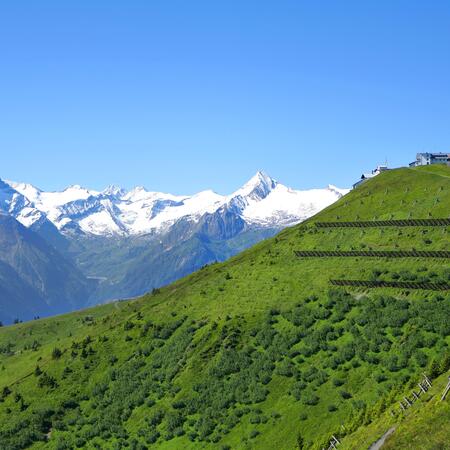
0, 171, 349, 322
5, 172, 349, 236
0, 179, 47, 228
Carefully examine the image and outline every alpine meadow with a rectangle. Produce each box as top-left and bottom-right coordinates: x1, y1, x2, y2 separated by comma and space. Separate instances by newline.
0, 164, 449, 449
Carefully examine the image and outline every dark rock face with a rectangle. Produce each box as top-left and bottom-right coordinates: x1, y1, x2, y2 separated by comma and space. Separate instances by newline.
198, 207, 247, 240
0, 214, 92, 324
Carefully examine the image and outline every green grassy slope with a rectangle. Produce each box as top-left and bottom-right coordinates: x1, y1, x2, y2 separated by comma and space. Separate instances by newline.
0, 165, 449, 450
342, 370, 450, 450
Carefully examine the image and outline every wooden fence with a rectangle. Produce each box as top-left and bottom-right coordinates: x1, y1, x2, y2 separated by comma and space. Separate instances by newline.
314, 219, 450, 228
329, 280, 450, 291
294, 250, 450, 258
399, 374, 432, 412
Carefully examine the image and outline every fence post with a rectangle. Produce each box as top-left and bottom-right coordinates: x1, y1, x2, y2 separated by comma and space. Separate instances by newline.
423, 374, 432, 388
441, 377, 450, 401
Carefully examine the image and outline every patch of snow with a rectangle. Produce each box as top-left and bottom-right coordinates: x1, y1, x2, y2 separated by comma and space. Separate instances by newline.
15, 207, 44, 228
241, 184, 347, 226
78, 210, 123, 236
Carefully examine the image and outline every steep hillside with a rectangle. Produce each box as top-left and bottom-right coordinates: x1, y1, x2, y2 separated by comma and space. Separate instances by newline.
0, 165, 448, 450
0, 214, 94, 324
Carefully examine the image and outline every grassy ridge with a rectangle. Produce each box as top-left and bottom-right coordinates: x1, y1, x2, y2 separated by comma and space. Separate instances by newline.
0, 165, 449, 450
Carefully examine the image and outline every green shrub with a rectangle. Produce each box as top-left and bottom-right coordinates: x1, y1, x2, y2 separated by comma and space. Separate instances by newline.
52, 347, 62, 359
340, 390, 352, 400
302, 391, 319, 406
249, 429, 260, 439
38, 372, 58, 389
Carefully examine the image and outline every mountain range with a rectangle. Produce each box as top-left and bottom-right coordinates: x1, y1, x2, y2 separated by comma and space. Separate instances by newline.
0, 172, 348, 323
5, 172, 347, 236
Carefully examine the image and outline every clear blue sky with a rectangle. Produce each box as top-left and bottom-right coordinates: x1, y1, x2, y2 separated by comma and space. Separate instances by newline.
1, 1, 449, 194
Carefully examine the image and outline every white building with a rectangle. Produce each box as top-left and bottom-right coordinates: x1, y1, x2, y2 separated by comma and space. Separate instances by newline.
409, 152, 450, 167
352, 165, 389, 189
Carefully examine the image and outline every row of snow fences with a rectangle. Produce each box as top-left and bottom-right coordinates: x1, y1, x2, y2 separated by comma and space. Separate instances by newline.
329, 280, 450, 291
314, 218, 450, 228
294, 250, 450, 258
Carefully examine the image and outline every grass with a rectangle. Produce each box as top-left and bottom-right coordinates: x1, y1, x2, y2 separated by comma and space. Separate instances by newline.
0, 164, 449, 450
342, 371, 450, 450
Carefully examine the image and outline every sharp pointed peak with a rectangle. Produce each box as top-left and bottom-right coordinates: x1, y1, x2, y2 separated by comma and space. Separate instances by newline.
242, 170, 277, 191
228, 170, 278, 202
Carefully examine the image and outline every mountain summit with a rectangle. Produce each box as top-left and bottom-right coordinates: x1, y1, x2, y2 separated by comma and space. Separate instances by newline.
233, 170, 278, 200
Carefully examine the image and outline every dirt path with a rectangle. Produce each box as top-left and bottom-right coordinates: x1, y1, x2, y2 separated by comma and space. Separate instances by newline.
368, 427, 396, 450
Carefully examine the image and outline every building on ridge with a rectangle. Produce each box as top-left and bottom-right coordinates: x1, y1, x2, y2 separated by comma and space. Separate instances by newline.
352, 164, 389, 189
409, 152, 450, 167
